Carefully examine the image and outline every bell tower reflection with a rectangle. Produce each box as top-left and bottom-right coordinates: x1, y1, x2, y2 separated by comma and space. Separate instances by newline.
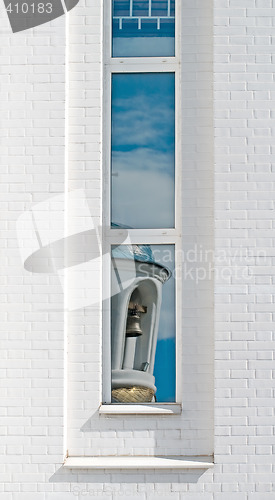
111, 243, 171, 403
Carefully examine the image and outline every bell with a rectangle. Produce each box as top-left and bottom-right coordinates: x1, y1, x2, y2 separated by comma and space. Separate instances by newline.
125, 303, 147, 337
125, 289, 147, 337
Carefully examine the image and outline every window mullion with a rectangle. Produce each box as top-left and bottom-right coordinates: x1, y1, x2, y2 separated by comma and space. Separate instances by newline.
106, 59, 179, 70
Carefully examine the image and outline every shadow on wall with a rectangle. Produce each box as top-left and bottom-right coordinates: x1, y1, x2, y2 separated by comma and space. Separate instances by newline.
48, 467, 211, 500
48, 409, 213, 490
50, 468, 208, 490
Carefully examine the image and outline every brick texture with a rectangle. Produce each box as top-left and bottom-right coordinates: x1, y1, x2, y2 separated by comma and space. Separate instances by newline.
1, 0, 275, 497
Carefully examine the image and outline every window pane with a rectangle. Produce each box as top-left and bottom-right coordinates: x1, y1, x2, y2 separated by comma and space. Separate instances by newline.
132, 0, 149, 16
111, 73, 175, 229
112, 0, 175, 57
111, 243, 176, 403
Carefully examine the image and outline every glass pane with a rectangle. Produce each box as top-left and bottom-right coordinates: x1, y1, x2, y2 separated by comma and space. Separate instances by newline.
111, 243, 175, 403
111, 73, 175, 229
133, 0, 149, 16
112, 0, 175, 57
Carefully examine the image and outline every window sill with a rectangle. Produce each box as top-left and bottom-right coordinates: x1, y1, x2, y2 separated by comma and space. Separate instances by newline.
99, 403, 182, 415
64, 456, 214, 470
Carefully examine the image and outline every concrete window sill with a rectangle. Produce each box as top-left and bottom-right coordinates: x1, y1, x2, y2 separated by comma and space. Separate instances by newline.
63, 456, 214, 470
98, 403, 182, 415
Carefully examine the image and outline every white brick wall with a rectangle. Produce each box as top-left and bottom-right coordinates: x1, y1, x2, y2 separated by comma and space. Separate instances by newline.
0, 0, 66, 495
1, 0, 275, 497
214, 0, 275, 498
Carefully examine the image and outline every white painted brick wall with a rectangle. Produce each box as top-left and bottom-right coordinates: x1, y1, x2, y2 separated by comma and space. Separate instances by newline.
1, 0, 275, 497
214, 0, 275, 498
0, 0, 66, 497
65, 0, 214, 462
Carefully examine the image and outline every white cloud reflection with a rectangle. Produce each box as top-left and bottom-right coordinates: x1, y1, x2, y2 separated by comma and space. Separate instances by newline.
112, 94, 174, 151
111, 73, 175, 229
112, 148, 174, 228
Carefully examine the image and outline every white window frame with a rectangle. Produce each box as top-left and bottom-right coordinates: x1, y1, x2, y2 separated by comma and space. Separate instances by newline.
101, 0, 182, 411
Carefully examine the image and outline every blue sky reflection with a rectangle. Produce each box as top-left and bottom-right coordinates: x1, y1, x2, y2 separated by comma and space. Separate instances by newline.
151, 244, 176, 402
111, 73, 175, 229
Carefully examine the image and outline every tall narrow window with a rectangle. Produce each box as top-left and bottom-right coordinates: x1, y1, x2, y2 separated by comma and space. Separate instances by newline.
103, 0, 180, 405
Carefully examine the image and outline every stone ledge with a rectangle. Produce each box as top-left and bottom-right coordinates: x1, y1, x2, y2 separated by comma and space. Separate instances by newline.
64, 456, 214, 470
99, 403, 182, 415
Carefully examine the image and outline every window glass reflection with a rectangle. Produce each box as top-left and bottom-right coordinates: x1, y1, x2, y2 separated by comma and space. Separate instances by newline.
112, 0, 175, 57
111, 243, 175, 403
132, 0, 148, 16
111, 73, 175, 229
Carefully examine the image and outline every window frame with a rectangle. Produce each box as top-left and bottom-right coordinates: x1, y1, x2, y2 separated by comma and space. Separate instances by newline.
102, 0, 182, 408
